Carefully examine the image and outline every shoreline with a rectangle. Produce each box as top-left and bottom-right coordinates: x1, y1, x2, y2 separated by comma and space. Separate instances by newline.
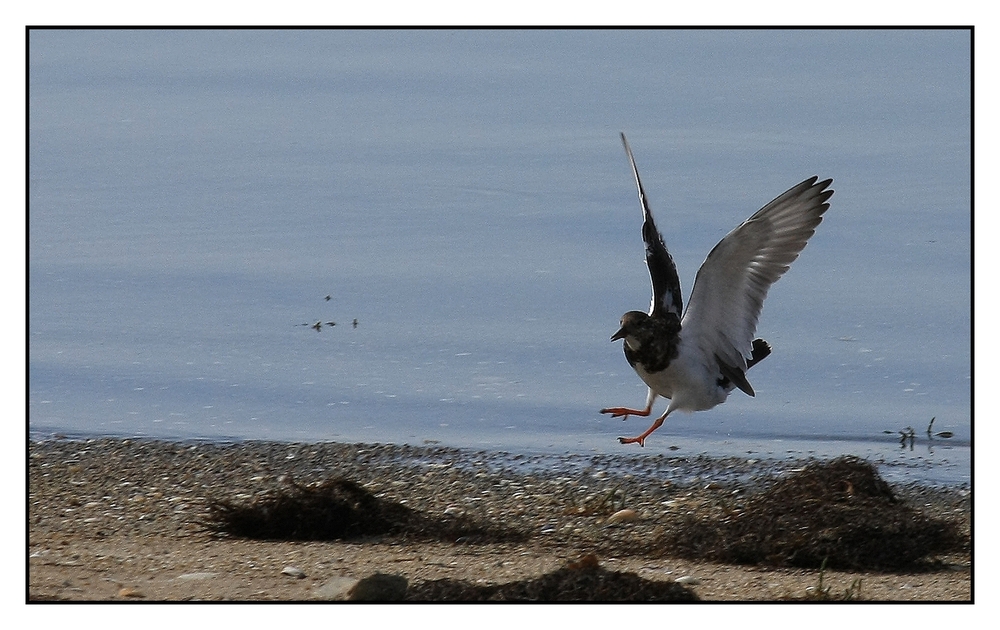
29, 437, 971, 601
28, 426, 972, 488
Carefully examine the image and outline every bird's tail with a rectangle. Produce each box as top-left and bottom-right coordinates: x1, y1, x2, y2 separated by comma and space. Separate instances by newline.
746, 339, 772, 370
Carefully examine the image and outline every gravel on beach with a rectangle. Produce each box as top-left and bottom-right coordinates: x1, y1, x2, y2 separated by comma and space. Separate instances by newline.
28, 437, 971, 602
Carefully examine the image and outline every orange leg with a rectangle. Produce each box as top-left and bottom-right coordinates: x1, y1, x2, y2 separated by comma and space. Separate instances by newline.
617, 409, 670, 447
599, 405, 651, 419
600, 388, 657, 421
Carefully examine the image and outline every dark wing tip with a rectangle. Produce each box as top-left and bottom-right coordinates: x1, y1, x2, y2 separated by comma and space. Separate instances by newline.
809, 177, 835, 214
808, 176, 835, 197
618, 135, 684, 318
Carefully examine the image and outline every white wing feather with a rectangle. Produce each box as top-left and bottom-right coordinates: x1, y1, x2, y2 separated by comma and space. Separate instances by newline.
680, 177, 833, 373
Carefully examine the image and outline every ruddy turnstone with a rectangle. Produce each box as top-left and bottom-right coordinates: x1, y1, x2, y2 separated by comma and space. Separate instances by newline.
602, 134, 833, 446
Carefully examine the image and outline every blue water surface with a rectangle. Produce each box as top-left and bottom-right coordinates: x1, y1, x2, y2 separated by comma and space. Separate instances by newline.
28, 29, 971, 485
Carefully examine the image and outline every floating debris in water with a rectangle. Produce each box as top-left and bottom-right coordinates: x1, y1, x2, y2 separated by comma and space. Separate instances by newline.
926, 417, 954, 439
900, 427, 916, 449
298, 317, 359, 331
882, 419, 954, 448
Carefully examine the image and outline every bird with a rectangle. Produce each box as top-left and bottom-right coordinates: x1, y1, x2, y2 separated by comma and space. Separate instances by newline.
601, 133, 833, 447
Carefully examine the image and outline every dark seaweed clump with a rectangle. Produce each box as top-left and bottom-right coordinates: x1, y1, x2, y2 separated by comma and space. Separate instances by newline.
406, 557, 698, 602
656, 456, 965, 571
204, 477, 520, 543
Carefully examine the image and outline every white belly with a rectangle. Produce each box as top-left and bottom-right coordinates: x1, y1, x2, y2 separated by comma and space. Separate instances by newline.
633, 340, 731, 412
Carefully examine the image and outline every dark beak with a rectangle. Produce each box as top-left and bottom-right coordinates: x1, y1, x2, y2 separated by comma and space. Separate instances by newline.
611, 327, 627, 342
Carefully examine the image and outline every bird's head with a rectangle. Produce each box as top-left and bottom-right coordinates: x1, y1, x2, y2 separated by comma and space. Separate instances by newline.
611, 311, 649, 347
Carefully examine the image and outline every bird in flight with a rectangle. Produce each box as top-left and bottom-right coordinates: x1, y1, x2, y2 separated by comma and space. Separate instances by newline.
602, 134, 833, 446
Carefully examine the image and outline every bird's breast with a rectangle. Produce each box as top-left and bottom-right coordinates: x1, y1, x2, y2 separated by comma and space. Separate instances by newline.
621, 316, 681, 373
633, 336, 732, 411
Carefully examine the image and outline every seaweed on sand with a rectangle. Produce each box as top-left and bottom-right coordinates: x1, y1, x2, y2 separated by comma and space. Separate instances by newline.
204, 477, 521, 543
655, 456, 965, 571
405, 555, 698, 602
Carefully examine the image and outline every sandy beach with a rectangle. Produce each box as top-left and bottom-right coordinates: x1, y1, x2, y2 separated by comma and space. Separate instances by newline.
28, 438, 970, 602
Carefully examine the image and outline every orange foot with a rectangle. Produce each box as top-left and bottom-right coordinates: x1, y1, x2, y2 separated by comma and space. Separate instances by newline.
617, 434, 647, 447
617, 416, 665, 447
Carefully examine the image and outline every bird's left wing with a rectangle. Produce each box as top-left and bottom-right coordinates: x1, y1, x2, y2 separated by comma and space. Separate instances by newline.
680, 176, 833, 374
620, 133, 683, 318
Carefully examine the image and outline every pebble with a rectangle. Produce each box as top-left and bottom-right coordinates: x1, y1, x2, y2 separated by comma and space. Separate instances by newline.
118, 586, 145, 598
175, 572, 218, 581
313, 576, 359, 600
567, 553, 601, 570
607, 509, 639, 524
281, 566, 306, 579
674, 575, 700, 585
348, 573, 408, 601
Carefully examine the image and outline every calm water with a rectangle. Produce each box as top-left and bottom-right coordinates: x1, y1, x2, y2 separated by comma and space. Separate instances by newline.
28, 30, 971, 485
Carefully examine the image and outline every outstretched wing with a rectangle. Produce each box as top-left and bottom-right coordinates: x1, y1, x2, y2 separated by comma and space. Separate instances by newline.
680, 176, 833, 375
620, 133, 683, 318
